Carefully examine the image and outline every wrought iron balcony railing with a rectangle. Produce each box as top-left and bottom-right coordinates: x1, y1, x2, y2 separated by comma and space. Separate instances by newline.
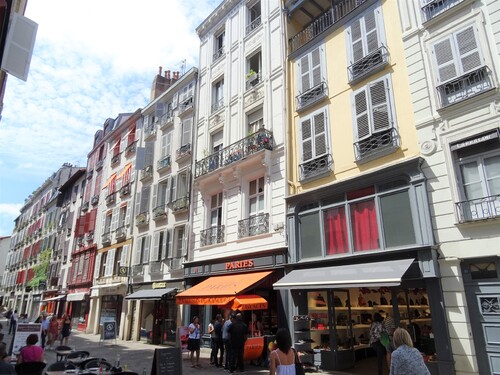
95, 159, 104, 171
296, 81, 328, 111
200, 225, 225, 247
213, 46, 225, 62
212, 98, 224, 113
115, 225, 127, 240
157, 155, 171, 171
102, 231, 111, 245
289, 0, 367, 54
144, 124, 156, 140
132, 264, 144, 276
105, 192, 116, 206
348, 45, 389, 84
86, 170, 93, 179
149, 261, 163, 274
85, 231, 94, 243
299, 154, 333, 181
238, 213, 269, 238
176, 143, 191, 160
160, 111, 174, 129
195, 128, 274, 178
422, 0, 465, 22
153, 204, 168, 220
140, 165, 154, 181
179, 96, 194, 115
120, 184, 131, 196
111, 153, 121, 165
354, 127, 400, 162
169, 196, 189, 213
125, 140, 137, 156
246, 16, 261, 35
91, 195, 99, 206
135, 212, 149, 226
437, 66, 493, 108
456, 194, 500, 223
245, 72, 261, 91
82, 201, 90, 212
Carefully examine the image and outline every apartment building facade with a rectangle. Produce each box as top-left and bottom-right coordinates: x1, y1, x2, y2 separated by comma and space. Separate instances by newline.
276, 0, 453, 373
398, 0, 500, 374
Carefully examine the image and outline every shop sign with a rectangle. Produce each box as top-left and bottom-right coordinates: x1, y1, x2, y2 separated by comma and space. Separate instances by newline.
225, 259, 254, 271
153, 282, 167, 289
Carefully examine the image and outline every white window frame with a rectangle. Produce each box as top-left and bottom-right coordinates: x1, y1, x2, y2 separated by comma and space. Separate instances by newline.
210, 192, 223, 228
296, 44, 326, 97
298, 106, 330, 164
248, 177, 265, 217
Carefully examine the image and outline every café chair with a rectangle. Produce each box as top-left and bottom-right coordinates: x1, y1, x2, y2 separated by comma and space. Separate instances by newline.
45, 361, 77, 372
54, 345, 73, 362
66, 350, 90, 363
14, 361, 46, 375
84, 359, 113, 371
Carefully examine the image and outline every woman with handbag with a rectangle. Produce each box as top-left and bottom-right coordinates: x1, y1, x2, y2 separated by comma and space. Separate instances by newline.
269, 328, 304, 375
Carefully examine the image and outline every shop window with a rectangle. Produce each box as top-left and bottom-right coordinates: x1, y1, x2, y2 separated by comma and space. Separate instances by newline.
469, 262, 497, 280
300, 212, 322, 258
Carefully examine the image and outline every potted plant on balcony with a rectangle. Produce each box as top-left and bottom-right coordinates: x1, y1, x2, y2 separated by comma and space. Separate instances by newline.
246, 69, 258, 84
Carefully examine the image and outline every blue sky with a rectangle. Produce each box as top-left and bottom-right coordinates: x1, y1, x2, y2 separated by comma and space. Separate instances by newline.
0, 0, 219, 236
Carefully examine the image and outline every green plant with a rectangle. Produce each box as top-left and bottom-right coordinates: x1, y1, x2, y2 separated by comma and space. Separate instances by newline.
246, 69, 257, 79
27, 248, 51, 288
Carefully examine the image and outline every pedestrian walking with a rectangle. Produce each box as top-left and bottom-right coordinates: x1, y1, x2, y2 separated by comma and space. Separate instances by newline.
208, 317, 216, 365
40, 313, 49, 348
188, 316, 201, 368
8, 310, 17, 335
214, 314, 224, 367
46, 316, 59, 350
390, 327, 430, 375
269, 327, 298, 375
228, 312, 248, 373
222, 313, 234, 371
60, 314, 71, 346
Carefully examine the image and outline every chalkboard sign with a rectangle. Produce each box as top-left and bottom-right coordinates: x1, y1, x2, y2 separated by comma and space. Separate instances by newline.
151, 347, 182, 375
101, 321, 116, 341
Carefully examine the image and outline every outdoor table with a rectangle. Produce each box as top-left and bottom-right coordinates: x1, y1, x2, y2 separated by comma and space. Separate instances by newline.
46, 370, 111, 375
55, 349, 73, 362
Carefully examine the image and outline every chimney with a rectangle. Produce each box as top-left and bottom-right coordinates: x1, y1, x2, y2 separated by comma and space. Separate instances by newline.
158, 66, 162, 76
150, 66, 171, 101
165, 70, 171, 80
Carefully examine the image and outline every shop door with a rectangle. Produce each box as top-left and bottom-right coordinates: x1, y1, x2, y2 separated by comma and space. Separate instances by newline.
463, 260, 500, 374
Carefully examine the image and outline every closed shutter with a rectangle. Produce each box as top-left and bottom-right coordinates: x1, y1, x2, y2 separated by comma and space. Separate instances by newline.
132, 239, 141, 265
170, 175, 177, 202
354, 88, 370, 140
313, 111, 327, 157
140, 186, 151, 213
110, 207, 119, 231
300, 118, 312, 162
145, 142, 154, 166
311, 47, 322, 88
121, 244, 129, 265
365, 9, 378, 54
105, 249, 115, 277
124, 204, 131, 226
151, 232, 160, 262
155, 102, 166, 118
433, 36, 457, 83
299, 54, 310, 92
143, 235, 151, 264
161, 133, 168, 158
135, 192, 141, 215
166, 229, 173, 259
94, 253, 101, 279
152, 184, 158, 210
456, 26, 481, 74
181, 118, 192, 146
370, 79, 390, 132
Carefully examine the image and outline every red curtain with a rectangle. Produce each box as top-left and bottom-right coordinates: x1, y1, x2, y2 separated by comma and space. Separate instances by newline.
350, 199, 379, 251
324, 207, 349, 254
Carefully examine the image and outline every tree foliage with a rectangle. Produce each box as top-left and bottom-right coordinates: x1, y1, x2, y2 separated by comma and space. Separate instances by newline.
27, 248, 51, 288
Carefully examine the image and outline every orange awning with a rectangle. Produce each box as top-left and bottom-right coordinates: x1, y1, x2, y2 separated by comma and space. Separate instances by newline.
228, 295, 268, 311
116, 163, 132, 179
176, 271, 272, 305
101, 173, 116, 190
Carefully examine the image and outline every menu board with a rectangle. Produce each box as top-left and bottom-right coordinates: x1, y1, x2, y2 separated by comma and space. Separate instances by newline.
151, 348, 182, 375
11, 323, 42, 355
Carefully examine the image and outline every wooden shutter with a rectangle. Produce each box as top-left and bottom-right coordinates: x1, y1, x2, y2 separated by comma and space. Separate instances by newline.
370, 79, 390, 132
88, 208, 97, 231
132, 239, 141, 265
433, 35, 457, 83
181, 225, 188, 257
166, 229, 173, 259
135, 192, 141, 216
299, 54, 310, 92
311, 47, 322, 88
151, 232, 160, 262
94, 253, 102, 279
161, 133, 168, 158
170, 175, 177, 202
350, 19, 363, 63
313, 111, 327, 157
300, 118, 313, 162
155, 102, 166, 118
364, 8, 379, 54
110, 207, 119, 231
145, 142, 154, 166
456, 26, 481, 74
181, 118, 192, 146
124, 204, 131, 226
143, 235, 151, 264
121, 245, 129, 265
140, 186, 151, 213
104, 249, 115, 276
354, 88, 370, 140
152, 184, 158, 210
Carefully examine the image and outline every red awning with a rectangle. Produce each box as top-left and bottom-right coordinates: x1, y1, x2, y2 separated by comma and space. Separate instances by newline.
227, 295, 268, 311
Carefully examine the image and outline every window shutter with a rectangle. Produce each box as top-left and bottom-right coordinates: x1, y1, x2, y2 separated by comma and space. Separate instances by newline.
155, 102, 166, 118
456, 26, 481, 74
161, 134, 168, 158
120, 133, 127, 153
301, 118, 313, 162
350, 19, 363, 63
110, 207, 119, 231
143, 235, 151, 264
166, 131, 172, 156
105, 249, 115, 277
365, 9, 379, 54
151, 232, 160, 262
311, 47, 322, 87
299, 54, 310, 92
135, 192, 141, 216
166, 229, 173, 259
125, 204, 131, 226
132, 239, 141, 265
140, 187, 151, 213
94, 253, 101, 279
152, 184, 158, 210
370, 79, 390, 131
354, 89, 370, 140
182, 118, 192, 146
145, 142, 154, 166
170, 175, 177, 202
166, 176, 172, 203
433, 36, 457, 83
313, 111, 327, 156
121, 245, 129, 265
181, 226, 188, 257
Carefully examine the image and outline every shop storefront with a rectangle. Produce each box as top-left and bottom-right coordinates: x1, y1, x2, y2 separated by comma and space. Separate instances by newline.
41, 293, 66, 317
124, 281, 181, 345
66, 291, 90, 331
89, 282, 126, 335
178, 251, 287, 363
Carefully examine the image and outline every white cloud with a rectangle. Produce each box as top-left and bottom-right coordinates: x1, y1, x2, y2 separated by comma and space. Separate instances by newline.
0, 203, 23, 236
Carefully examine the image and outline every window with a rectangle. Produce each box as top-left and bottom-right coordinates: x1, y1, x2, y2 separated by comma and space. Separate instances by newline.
298, 184, 417, 260
247, 108, 264, 134
299, 107, 331, 180
296, 45, 327, 110
111, 138, 120, 157
214, 29, 225, 62
212, 79, 224, 112
246, 51, 262, 89
155, 177, 171, 213
103, 213, 112, 234
99, 252, 108, 277
113, 247, 122, 275
118, 204, 127, 228
180, 118, 192, 148
171, 170, 190, 202
346, 6, 387, 82
172, 226, 186, 268
153, 230, 170, 262
133, 235, 150, 265
452, 132, 500, 222
246, 1, 261, 34
137, 186, 151, 215
249, 177, 265, 217
431, 25, 491, 107
211, 192, 223, 228
352, 75, 398, 162
160, 130, 172, 159
144, 141, 154, 169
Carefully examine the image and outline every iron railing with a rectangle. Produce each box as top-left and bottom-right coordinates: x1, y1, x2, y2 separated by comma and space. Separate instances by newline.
91, 195, 99, 206
105, 193, 116, 206
149, 261, 163, 274
169, 196, 189, 213
160, 111, 174, 128
296, 81, 328, 111
354, 127, 400, 162
157, 155, 171, 171
245, 72, 262, 91
86, 170, 93, 180
144, 124, 156, 139
299, 153, 333, 181
456, 194, 500, 223
95, 159, 104, 171
140, 165, 154, 181
422, 0, 464, 22
153, 204, 168, 220
200, 226, 225, 247
176, 144, 191, 160
212, 97, 224, 113
125, 140, 137, 155
348, 45, 389, 83
120, 184, 131, 196
102, 231, 111, 245
246, 16, 261, 35
132, 264, 143, 276
289, 0, 367, 54
179, 96, 194, 115
213, 46, 225, 62
115, 225, 127, 240
195, 128, 274, 178
437, 66, 493, 108
238, 213, 269, 238
135, 212, 149, 226
111, 153, 121, 165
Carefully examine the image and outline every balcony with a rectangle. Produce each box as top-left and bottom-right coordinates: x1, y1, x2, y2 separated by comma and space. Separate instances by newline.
102, 231, 111, 246
86, 169, 93, 179
77, 236, 85, 248
160, 111, 174, 129
111, 153, 121, 166
85, 231, 94, 243
91, 195, 99, 206
95, 159, 104, 171
144, 124, 156, 140
437, 66, 494, 108
140, 165, 154, 181
200, 225, 225, 247
120, 184, 131, 197
289, 0, 368, 54
179, 96, 194, 116
296, 81, 328, 112
422, 0, 465, 22
105, 192, 116, 206
157, 155, 171, 172
348, 46, 389, 84
152, 204, 168, 220
135, 212, 149, 226
456, 194, 500, 223
125, 140, 137, 156
149, 261, 163, 274
238, 213, 269, 238
299, 154, 333, 181
354, 127, 400, 163
169, 196, 189, 214
195, 128, 274, 178
115, 225, 127, 241
245, 72, 261, 91
132, 264, 144, 276
213, 46, 224, 63
82, 201, 90, 212
211, 98, 224, 113
246, 16, 261, 35
176, 144, 191, 161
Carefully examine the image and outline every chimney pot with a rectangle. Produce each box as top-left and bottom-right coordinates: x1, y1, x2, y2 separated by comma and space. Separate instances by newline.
166, 70, 171, 79
158, 66, 162, 75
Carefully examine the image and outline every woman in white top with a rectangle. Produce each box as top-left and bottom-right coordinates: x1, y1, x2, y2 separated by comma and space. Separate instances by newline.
269, 328, 299, 375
